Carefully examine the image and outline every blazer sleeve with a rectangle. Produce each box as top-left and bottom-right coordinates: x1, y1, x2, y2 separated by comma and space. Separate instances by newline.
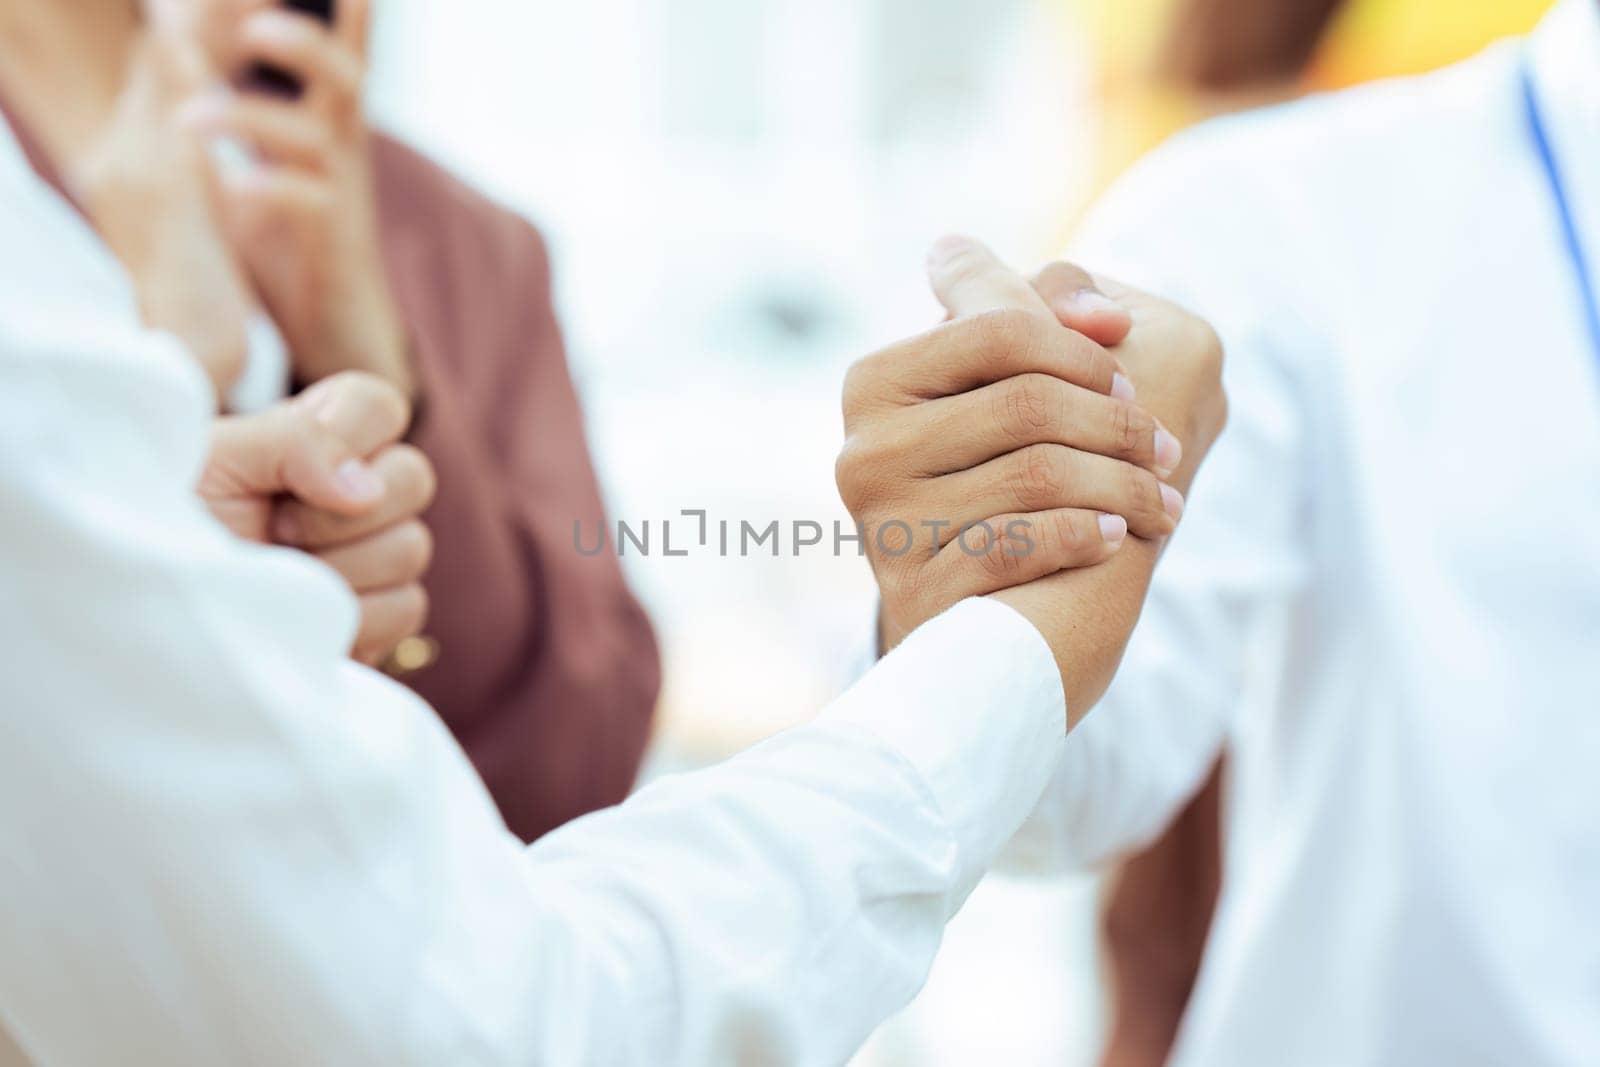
375, 138, 660, 842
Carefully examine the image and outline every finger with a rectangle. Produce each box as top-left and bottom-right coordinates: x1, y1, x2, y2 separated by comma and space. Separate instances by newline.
337, 0, 374, 63
937, 443, 1184, 541
205, 406, 385, 516
237, 8, 362, 114
926, 235, 1056, 319
314, 519, 433, 593
142, 11, 219, 98
923, 509, 1129, 603
291, 371, 411, 457
892, 372, 1182, 478
160, 0, 275, 79
842, 311, 1122, 426
275, 443, 437, 548
185, 93, 333, 170
1033, 261, 1134, 349
221, 153, 332, 215
217, 164, 334, 255
351, 583, 429, 666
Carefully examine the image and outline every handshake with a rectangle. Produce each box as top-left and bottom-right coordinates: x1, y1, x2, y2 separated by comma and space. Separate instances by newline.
193, 237, 1226, 692
838, 238, 1227, 718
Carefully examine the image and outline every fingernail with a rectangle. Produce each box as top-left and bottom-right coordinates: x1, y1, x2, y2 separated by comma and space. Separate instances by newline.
177, 86, 233, 130
926, 234, 977, 271
1161, 484, 1186, 523
1154, 427, 1183, 474
336, 459, 384, 501
1098, 513, 1128, 546
246, 12, 300, 44
271, 511, 300, 545
302, 384, 344, 427
1111, 373, 1137, 403
1059, 288, 1126, 319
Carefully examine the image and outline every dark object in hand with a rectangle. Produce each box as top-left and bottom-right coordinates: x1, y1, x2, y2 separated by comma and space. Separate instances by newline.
246, 0, 337, 98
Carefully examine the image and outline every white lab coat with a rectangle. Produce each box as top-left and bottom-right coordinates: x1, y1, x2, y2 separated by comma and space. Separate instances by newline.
1014, 2, 1600, 1062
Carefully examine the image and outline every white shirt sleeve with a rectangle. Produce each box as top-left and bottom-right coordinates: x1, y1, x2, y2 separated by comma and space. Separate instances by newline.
0, 132, 1067, 1066
1006, 124, 1317, 871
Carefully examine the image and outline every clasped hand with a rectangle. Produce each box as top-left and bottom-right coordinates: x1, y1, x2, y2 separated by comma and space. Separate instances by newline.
838, 237, 1228, 700
200, 372, 436, 666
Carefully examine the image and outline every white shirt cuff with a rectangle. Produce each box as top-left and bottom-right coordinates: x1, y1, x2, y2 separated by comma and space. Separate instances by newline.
821, 597, 1067, 894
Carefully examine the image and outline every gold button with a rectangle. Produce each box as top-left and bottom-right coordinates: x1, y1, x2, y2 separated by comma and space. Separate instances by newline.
387, 635, 440, 676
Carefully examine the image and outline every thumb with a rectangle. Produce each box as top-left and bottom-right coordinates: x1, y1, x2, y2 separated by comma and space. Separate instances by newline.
1032, 261, 1133, 347
926, 235, 1056, 319
207, 404, 385, 515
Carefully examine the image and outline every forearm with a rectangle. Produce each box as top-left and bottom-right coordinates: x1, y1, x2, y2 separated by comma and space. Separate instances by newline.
1, 274, 1061, 1067
527, 598, 1067, 1063
994, 538, 1160, 727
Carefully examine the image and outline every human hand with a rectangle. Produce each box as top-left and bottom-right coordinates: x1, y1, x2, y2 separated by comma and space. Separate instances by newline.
183, 0, 413, 396
1030, 267, 1228, 476
72, 6, 255, 400
999, 253, 1228, 716
837, 237, 1191, 655
201, 371, 436, 665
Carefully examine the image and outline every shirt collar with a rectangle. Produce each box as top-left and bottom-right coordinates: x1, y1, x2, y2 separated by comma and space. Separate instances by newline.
1528, 0, 1600, 154
1525, 0, 1600, 275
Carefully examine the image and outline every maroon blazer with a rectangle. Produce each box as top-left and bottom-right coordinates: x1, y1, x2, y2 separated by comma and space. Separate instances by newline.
373, 137, 661, 842
2, 99, 661, 843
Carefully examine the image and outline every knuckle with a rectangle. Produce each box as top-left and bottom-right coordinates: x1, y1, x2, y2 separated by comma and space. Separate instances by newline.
1047, 510, 1092, 559
974, 524, 1026, 581
973, 308, 1049, 366
993, 374, 1057, 445
840, 353, 887, 420
834, 433, 877, 505
1109, 401, 1154, 458
1009, 444, 1069, 512
834, 429, 903, 513
1123, 465, 1165, 521
833, 443, 864, 504
375, 387, 412, 438
1063, 331, 1116, 385
395, 521, 434, 578
392, 445, 437, 509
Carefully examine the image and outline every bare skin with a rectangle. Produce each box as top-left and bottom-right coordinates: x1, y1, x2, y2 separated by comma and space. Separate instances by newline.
839, 237, 1227, 723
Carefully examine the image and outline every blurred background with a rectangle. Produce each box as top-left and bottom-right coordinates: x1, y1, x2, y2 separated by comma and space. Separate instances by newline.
362, 2, 1551, 1063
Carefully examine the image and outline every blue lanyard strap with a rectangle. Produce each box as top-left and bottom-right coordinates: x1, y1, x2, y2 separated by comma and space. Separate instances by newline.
1520, 58, 1600, 368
